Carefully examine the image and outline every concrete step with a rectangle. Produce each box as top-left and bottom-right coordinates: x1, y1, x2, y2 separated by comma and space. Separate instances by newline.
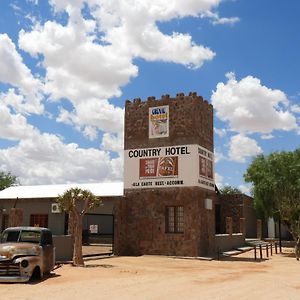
236, 246, 254, 252
221, 250, 242, 256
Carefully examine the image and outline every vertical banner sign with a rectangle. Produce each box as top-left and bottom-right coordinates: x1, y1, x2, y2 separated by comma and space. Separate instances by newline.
149, 106, 169, 138
198, 146, 214, 189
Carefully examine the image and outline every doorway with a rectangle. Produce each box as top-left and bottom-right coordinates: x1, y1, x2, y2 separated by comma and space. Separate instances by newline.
215, 204, 221, 234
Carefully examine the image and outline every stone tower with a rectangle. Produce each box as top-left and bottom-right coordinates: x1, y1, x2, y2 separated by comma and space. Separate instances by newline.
114, 92, 216, 256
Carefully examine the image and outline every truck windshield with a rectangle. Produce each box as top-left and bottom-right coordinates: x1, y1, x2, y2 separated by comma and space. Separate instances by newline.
1, 230, 41, 243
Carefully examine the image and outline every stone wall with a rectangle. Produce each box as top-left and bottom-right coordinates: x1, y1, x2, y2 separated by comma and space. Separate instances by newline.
125, 92, 213, 151
115, 92, 216, 257
114, 187, 216, 257
219, 194, 258, 237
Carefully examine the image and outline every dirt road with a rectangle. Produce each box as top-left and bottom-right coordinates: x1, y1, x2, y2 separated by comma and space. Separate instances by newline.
1, 248, 299, 300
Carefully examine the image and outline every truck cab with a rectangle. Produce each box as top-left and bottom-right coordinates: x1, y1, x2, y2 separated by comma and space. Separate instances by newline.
0, 227, 55, 282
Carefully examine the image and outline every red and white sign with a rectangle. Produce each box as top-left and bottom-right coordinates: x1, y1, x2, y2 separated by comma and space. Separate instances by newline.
139, 157, 178, 179
124, 144, 214, 190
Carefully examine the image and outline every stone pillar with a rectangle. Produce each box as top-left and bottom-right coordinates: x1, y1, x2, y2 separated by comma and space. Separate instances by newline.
9, 208, 23, 227
240, 217, 246, 236
226, 217, 232, 235
257, 219, 262, 240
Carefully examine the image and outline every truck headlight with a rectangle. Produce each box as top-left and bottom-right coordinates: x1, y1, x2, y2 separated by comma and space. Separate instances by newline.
21, 260, 29, 268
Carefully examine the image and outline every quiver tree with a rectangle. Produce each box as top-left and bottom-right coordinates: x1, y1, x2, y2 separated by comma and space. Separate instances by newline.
57, 188, 101, 266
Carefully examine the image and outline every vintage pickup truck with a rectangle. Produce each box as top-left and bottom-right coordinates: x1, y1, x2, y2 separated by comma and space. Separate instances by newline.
0, 227, 55, 282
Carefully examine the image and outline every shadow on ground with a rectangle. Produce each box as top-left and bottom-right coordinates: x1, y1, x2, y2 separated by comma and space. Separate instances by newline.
219, 256, 268, 263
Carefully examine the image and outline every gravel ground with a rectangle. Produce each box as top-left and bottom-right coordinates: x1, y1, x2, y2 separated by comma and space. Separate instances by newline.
1, 248, 299, 300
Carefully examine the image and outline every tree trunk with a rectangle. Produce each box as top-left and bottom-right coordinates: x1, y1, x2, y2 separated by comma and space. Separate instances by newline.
295, 238, 300, 260
68, 211, 75, 236
72, 211, 84, 266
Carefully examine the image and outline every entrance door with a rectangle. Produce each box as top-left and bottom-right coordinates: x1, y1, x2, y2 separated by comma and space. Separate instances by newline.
215, 204, 221, 234
82, 214, 114, 256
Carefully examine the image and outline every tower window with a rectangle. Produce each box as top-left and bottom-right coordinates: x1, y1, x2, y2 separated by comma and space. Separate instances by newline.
165, 206, 184, 233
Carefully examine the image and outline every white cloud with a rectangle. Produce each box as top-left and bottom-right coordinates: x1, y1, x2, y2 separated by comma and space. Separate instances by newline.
228, 134, 262, 163
18, 1, 222, 137
261, 134, 274, 140
92, 1, 216, 69
291, 104, 300, 114
56, 99, 124, 139
0, 132, 123, 185
10, 3, 22, 12
238, 184, 251, 196
0, 34, 43, 114
19, 21, 137, 103
83, 126, 98, 141
201, 10, 239, 25
0, 0, 237, 185
214, 172, 224, 188
0, 102, 38, 141
212, 16, 240, 25
211, 72, 298, 134
101, 132, 124, 153
214, 149, 225, 163
214, 127, 227, 138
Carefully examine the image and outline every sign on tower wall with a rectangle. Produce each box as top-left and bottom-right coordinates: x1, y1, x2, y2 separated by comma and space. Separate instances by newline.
149, 105, 169, 138
124, 144, 215, 190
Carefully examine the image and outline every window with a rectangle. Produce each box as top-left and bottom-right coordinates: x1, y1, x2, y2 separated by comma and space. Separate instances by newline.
165, 206, 184, 233
19, 230, 41, 243
1, 230, 20, 242
30, 214, 48, 228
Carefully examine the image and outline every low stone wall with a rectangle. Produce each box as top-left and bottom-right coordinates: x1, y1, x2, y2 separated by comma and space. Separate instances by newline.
215, 233, 245, 253
53, 235, 73, 262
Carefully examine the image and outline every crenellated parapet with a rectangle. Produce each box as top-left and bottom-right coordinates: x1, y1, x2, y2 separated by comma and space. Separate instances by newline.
124, 92, 213, 151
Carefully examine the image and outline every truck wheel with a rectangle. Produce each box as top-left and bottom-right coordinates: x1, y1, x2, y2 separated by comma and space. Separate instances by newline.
31, 266, 42, 281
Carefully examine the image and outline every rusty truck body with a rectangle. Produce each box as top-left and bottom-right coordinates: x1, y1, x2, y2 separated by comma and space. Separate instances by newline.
0, 227, 55, 282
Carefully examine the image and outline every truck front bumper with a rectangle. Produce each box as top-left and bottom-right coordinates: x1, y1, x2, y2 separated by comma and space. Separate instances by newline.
0, 275, 30, 283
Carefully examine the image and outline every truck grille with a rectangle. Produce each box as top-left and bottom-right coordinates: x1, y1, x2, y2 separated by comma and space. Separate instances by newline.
0, 261, 20, 276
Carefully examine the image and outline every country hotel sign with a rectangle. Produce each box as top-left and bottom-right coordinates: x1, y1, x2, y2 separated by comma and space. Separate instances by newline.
124, 145, 215, 191
149, 106, 169, 138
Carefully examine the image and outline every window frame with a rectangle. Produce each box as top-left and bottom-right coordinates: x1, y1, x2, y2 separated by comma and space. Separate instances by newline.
165, 206, 184, 234
30, 214, 49, 228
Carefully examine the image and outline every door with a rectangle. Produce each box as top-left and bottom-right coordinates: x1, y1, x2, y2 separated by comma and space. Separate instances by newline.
215, 204, 221, 234
41, 230, 54, 272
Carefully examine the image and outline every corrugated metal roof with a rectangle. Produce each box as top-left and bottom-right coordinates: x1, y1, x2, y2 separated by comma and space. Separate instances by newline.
0, 182, 124, 199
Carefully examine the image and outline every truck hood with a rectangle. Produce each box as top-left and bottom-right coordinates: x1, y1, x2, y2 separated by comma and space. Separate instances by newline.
0, 243, 40, 260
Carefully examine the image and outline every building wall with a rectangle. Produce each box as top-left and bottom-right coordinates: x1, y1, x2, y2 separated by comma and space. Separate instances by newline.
219, 194, 258, 237
115, 92, 217, 257
114, 188, 216, 257
125, 92, 213, 151
0, 197, 116, 234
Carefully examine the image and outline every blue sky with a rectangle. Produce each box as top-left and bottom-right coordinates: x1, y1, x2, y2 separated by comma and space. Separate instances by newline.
0, 0, 299, 193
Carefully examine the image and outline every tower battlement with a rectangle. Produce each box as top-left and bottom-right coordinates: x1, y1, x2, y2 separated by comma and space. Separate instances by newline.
125, 92, 213, 151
